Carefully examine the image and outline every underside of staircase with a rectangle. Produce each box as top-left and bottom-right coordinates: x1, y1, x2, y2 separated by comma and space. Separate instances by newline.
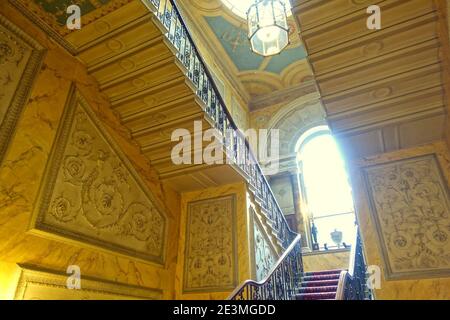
59, 0, 291, 253
296, 269, 343, 300
65, 0, 244, 192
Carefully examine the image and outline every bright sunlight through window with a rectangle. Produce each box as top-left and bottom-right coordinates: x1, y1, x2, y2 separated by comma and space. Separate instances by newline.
300, 132, 356, 249
221, 0, 291, 19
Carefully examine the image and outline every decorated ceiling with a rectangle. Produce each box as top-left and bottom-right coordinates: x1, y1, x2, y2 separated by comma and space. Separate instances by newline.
11, 0, 131, 36
205, 15, 307, 73
178, 0, 313, 108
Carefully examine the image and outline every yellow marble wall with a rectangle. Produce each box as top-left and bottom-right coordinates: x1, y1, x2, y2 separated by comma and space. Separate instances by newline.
348, 141, 450, 299
175, 182, 251, 300
303, 250, 350, 272
443, 0, 450, 150
0, 2, 181, 299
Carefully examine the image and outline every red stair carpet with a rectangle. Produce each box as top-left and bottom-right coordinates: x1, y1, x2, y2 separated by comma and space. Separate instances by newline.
296, 269, 342, 300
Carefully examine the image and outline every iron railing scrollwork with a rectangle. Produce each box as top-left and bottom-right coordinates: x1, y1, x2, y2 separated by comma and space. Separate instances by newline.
336, 226, 371, 300
144, 0, 296, 248
228, 235, 303, 300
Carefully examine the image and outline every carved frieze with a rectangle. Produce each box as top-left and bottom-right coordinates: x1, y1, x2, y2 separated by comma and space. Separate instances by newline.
0, 15, 45, 165
363, 155, 450, 279
32, 87, 167, 264
15, 265, 162, 300
183, 195, 238, 292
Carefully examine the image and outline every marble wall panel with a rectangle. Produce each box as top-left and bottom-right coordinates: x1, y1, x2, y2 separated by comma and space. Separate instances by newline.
15, 264, 162, 300
303, 250, 350, 272
0, 14, 44, 165
0, 1, 181, 299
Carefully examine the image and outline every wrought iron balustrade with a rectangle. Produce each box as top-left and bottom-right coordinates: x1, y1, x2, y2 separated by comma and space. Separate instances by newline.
336, 226, 371, 300
228, 235, 303, 300
143, 0, 296, 248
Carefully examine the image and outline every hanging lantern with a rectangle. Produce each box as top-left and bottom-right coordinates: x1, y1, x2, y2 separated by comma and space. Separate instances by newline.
247, 0, 289, 56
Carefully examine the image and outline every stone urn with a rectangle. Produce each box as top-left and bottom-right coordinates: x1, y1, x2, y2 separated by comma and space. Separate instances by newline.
330, 229, 343, 248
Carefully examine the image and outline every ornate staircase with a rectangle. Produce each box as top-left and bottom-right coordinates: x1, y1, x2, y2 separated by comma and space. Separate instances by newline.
60, 0, 370, 300
66, 0, 241, 192
229, 225, 370, 300
62, 0, 294, 250
296, 270, 342, 300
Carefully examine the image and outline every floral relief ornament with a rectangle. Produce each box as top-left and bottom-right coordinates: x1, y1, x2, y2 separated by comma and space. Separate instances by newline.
0, 29, 25, 66
0, 41, 13, 65
364, 155, 450, 277
184, 196, 237, 291
42, 101, 166, 262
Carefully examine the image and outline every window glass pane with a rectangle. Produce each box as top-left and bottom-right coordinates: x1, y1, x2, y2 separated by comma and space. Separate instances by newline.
299, 131, 357, 249
302, 134, 354, 217
314, 214, 356, 248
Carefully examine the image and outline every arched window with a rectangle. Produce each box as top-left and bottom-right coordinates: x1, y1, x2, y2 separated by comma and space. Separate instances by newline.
297, 126, 356, 249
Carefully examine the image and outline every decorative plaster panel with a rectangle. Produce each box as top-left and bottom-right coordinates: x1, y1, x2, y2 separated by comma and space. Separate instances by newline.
252, 211, 278, 281
0, 15, 44, 165
15, 265, 162, 300
363, 155, 450, 279
31, 87, 167, 264
270, 176, 295, 215
183, 195, 238, 292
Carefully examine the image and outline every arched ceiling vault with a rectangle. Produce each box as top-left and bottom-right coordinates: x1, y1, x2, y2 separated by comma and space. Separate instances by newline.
177, 0, 315, 109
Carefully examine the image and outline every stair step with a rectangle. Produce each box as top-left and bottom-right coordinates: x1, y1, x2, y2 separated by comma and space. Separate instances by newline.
298, 285, 338, 294
302, 274, 341, 281
296, 292, 337, 300
305, 269, 343, 276
301, 279, 339, 287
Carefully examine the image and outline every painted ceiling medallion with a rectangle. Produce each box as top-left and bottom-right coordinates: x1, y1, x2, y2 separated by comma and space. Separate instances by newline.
188, 0, 311, 102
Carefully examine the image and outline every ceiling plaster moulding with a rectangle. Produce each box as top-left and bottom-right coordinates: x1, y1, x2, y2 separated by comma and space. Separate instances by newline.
249, 81, 318, 111
188, 0, 244, 27
241, 73, 283, 93
176, 0, 251, 103
240, 59, 313, 99
192, 0, 300, 36
178, 0, 307, 105
11, 0, 133, 37
239, 59, 311, 86
280, 59, 313, 85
